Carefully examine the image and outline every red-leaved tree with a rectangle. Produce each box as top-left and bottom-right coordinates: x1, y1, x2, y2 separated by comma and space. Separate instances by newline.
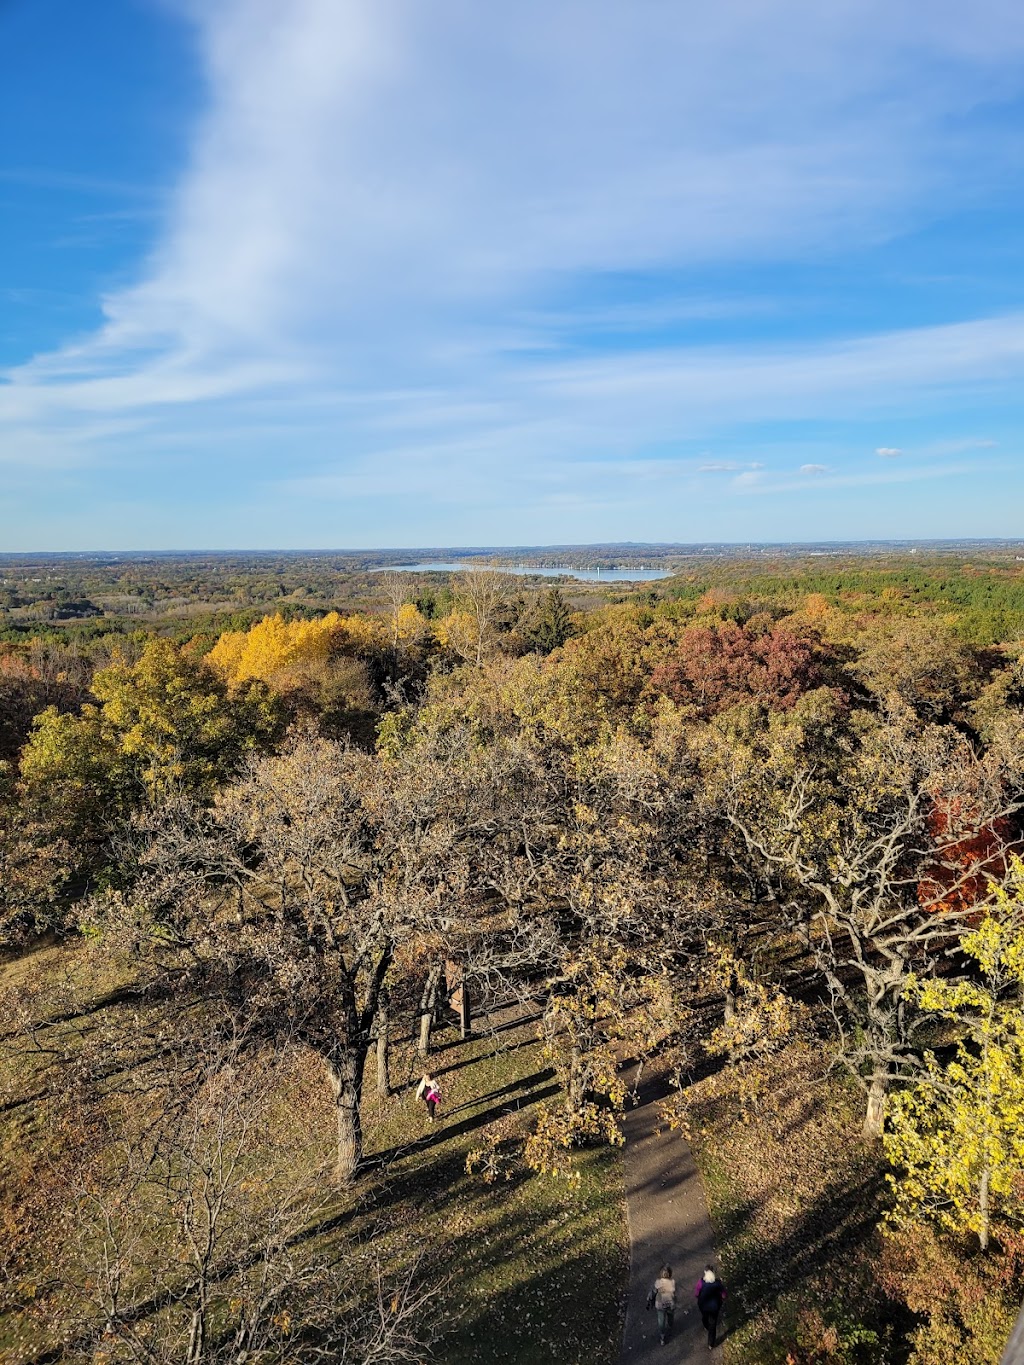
650, 620, 830, 718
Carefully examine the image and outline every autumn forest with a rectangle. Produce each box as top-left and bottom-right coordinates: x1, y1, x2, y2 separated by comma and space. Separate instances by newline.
2, 546, 1024, 1364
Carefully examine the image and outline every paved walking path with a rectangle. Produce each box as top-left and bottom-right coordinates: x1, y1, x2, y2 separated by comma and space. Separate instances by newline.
619, 1069, 724, 1364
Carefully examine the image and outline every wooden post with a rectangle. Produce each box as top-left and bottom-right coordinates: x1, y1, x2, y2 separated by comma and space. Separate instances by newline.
446, 959, 472, 1039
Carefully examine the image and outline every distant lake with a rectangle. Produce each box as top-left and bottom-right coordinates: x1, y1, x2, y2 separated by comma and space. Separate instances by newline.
382, 562, 673, 582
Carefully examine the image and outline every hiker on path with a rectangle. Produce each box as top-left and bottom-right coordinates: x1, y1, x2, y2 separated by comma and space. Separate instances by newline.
646, 1263, 677, 1346
415, 1072, 442, 1123
694, 1265, 726, 1349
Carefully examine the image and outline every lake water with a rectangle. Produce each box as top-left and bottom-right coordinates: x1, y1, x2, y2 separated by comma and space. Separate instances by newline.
382, 562, 673, 582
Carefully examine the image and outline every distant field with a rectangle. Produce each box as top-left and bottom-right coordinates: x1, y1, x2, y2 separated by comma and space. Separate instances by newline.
2, 542, 1024, 647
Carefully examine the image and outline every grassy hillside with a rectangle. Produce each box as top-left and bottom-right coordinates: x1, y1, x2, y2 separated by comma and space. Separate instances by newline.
0, 944, 627, 1365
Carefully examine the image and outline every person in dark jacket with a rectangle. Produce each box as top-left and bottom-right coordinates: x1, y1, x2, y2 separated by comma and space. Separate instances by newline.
694, 1265, 726, 1348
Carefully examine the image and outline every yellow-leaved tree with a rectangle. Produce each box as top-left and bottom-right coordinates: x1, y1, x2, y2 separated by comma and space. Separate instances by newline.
392, 600, 430, 648
22, 638, 279, 810
434, 610, 481, 665
884, 858, 1024, 1252
206, 612, 347, 687
18, 639, 281, 904
206, 613, 387, 740
434, 571, 512, 666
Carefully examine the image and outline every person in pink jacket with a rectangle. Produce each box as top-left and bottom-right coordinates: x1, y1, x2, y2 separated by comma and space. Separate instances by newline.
694, 1265, 726, 1348
415, 1072, 441, 1122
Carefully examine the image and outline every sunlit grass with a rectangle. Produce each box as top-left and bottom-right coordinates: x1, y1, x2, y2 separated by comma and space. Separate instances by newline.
0, 950, 627, 1364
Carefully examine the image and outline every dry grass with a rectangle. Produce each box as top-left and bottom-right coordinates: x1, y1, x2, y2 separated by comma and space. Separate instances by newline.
686, 1042, 896, 1364
0, 948, 627, 1364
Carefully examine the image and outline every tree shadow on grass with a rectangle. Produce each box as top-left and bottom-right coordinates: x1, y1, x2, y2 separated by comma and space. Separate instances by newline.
429, 1170, 625, 1365
445, 1068, 556, 1117
429, 1009, 544, 1053
712, 1163, 905, 1347
20, 1058, 578, 1365
364, 1071, 560, 1170
0, 983, 148, 1043
431, 1039, 538, 1082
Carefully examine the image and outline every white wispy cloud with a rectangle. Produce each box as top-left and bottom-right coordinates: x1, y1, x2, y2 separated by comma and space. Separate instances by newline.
730, 459, 998, 497
926, 436, 999, 455
698, 460, 766, 472
874, 436, 998, 461
4, 0, 1024, 538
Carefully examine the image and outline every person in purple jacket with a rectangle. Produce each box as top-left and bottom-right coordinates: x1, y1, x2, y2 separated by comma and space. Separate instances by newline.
415, 1072, 442, 1122
694, 1265, 726, 1348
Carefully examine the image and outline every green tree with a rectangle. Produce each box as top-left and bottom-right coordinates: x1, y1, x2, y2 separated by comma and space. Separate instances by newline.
529, 588, 574, 654
18, 639, 280, 897
91, 637, 280, 796
22, 638, 279, 805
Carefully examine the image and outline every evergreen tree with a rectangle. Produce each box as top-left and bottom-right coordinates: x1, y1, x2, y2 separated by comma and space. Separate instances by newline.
531, 588, 573, 653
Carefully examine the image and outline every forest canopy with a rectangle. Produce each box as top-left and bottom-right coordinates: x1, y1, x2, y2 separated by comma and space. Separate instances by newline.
2, 546, 1024, 1364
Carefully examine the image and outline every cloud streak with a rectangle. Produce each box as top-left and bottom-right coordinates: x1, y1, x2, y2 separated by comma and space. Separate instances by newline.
731, 458, 998, 498
5, 0, 1024, 541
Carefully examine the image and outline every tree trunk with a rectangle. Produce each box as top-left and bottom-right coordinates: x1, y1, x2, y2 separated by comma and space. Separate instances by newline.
724, 983, 736, 1024
863, 1072, 887, 1140
418, 962, 443, 1057
724, 959, 740, 1024
459, 978, 472, 1039
376, 993, 391, 1098
979, 1163, 991, 1252
186, 1308, 205, 1365
327, 1048, 366, 1182
567, 1044, 588, 1115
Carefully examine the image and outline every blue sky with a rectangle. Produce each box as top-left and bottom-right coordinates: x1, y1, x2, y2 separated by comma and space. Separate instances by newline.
3, 0, 1024, 550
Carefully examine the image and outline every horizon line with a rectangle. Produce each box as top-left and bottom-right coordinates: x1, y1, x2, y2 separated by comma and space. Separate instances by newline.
1, 537, 1024, 559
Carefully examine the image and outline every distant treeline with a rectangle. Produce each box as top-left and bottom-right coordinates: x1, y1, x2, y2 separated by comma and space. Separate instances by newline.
1, 548, 1023, 647
664, 560, 1024, 644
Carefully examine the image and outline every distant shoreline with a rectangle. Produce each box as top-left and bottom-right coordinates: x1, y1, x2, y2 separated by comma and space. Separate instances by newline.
1, 537, 1023, 563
